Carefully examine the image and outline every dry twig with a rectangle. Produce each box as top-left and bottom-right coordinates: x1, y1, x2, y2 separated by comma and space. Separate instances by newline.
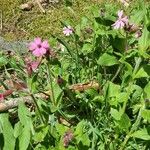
0, 81, 100, 112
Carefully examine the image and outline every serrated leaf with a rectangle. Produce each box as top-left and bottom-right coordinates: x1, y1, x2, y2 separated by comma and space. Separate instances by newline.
97, 53, 118, 66
0, 113, 16, 150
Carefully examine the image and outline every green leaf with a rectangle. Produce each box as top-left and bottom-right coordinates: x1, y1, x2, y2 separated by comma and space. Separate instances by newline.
97, 53, 118, 66
33, 125, 49, 143
18, 102, 31, 127
55, 123, 69, 135
0, 113, 16, 150
19, 127, 31, 150
144, 82, 150, 98
74, 120, 85, 135
138, 27, 150, 51
111, 37, 126, 51
141, 109, 150, 121
14, 122, 23, 138
118, 114, 131, 130
117, 92, 128, 103
81, 43, 93, 55
51, 35, 74, 58
108, 82, 120, 98
80, 133, 91, 146
110, 108, 122, 120
0, 56, 8, 67
130, 10, 146, 24
132, 129, 150, 140
133, 67, 149, 79
53, 83, 63, 107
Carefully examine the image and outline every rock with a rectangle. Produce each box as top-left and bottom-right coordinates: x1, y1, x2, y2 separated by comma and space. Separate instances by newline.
20, 2, 34, 11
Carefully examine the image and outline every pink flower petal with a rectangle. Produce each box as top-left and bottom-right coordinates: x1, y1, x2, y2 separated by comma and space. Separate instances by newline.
63, 26, 73, 36
41, 40, 49, 49
118, 10, 123, 19
32, 48, 42, 57
39, 47, 47, 55
122, 16, 128, 24
0, 94, 4, 101
31, 61, 39, 71
28, 42, 37, 51
34, 37, 42, 45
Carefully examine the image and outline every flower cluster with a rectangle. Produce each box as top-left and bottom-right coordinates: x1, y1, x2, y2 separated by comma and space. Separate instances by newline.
112, 10, 128, 29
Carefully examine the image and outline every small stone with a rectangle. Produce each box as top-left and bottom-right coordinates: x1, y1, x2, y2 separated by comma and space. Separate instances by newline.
20, 2, 34, 11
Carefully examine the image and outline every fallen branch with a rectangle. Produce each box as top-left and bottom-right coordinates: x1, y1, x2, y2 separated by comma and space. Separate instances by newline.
0, 93, 47, 112
0, 81, 100, 112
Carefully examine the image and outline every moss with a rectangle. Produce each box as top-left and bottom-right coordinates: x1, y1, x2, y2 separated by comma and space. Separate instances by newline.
1, 0, 103, 40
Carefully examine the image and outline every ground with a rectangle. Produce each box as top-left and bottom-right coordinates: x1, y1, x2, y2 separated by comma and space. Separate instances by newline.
1, 0, 103, 40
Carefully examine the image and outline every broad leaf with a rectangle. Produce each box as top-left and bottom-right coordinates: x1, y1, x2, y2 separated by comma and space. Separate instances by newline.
141, 109, 150, 121
14, 122, 23, 138
18, 102, 31, 127
110, 108, 122, 120
97, 53, 118, 66
133, 67, 149, 79
0, 113, 16, 150
132, 129, 150, 140
138, 27, 150, 52
19, 127, 31, 150
144, 82, 150, 98
33, 125, 49, 143
118, 114, 131, 130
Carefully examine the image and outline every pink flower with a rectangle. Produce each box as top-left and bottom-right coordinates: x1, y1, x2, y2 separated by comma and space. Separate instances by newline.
25, 59, 40, 76
63, 130, 73, 147
112, 10, 129, 29
0, 94, 4, 101
28, 37, 49, 57
63, 26, 73, 36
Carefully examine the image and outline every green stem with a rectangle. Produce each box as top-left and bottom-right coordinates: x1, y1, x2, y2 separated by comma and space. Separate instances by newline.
132, 57, 142, 78
111, 65, 123, 82
74, 35, 81, 83
30, 94, 45, 124
47, 63, 55, 106
119, 106, 143, 150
